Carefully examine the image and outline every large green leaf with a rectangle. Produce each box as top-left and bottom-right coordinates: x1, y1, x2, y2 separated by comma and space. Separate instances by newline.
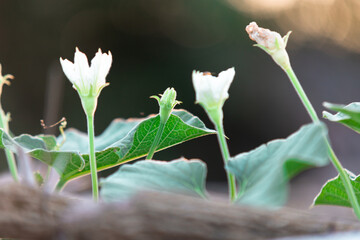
100, 158, 207, 202
0, 110, 215, 188
323, 102, 360, 133
313, 170, 360, 208
227, 122, 329, 207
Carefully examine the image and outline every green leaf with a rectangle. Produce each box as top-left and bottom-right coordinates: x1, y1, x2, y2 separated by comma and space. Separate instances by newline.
0, 110, 215, 188
323, 102, 360, 133
58, 117, 140, 153
227, 122, 329, 207
314, 170, 360, 208
100, 158, 208, 202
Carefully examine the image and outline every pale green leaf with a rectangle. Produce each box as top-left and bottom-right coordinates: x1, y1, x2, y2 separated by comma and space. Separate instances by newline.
227, 123, 329, 207
323, 102, 360, 133
100, 158, 207, 202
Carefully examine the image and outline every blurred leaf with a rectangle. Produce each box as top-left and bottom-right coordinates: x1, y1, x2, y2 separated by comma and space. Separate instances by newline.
37, 135, 58, 150
34, 171, 44, 187
100, 158, 207, 202
227, 123, 329, 207
58, 117, 140, 153
314, 170, 360, 208
0, 110, 214, 189
323, 102, 360, 133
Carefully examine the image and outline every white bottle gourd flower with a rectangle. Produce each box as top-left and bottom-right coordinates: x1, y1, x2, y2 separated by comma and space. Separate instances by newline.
192, 67, 235, 109
60, 48, 112, 116
192, 67, 235, 123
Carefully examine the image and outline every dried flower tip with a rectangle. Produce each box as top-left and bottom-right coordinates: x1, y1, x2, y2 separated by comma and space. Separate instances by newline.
40, 117, 67, 129
0, 64, 14, 98
0, 64, 14, 87
203, 72, 213, 76
246, 22, 284, 51
246, 22, 291, 70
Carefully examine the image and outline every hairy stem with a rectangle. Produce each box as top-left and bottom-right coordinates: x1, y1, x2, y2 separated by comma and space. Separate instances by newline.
214, 118, 237, 201
87, 114, 99, 202
146, 118, 166, 160
285, 66, 360, 220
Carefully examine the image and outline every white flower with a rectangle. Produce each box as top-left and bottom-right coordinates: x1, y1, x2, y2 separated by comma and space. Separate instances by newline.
246, 22, 291, 70
60, 47, 112, 97
192, 67, 235, 110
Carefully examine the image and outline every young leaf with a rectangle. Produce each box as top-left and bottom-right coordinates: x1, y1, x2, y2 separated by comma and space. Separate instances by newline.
100, 158, 207, 202
314, 170, 360, 208
227, 122, 329, 207
323, 102, 360, 133
0, 110, 215, 188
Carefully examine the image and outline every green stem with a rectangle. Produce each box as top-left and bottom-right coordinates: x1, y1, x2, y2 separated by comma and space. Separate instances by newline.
44, 165, 52, 183
87, 114, 99, 202
0, 109, 18, 181
326, 140, 360, 216
285, 68, 319, 122
285, 66, 360, 220
55, 179, 66, 191
146, 119, 166, 160
213, 119, 237, 201
4, 148, 18, 181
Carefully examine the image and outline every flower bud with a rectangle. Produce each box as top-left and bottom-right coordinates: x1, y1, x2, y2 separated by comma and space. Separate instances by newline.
151, 88, 180, 124
246, 22, 291, 70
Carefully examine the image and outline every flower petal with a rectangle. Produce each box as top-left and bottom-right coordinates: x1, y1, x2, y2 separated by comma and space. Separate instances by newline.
90, 49, 112, 95
74, 48, 90, 95
192, 67, 235, 109
59, 58, 82, 90
217, 67, 235, 100
60, 47, 112, 97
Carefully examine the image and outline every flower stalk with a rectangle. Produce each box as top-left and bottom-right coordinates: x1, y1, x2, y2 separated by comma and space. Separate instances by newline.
146, 122, 166, 160
146, 88, 180, 160
284, 66, 360, 219
192, 68, 237, 201
207, 107, 237, 201
60, 48, 112, 202
0, 65, 18, 181
87, 114, 99, 201
246, 22, 360, 219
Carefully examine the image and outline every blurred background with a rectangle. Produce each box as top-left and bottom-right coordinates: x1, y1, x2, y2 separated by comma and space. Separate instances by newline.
1, 0, 360, 217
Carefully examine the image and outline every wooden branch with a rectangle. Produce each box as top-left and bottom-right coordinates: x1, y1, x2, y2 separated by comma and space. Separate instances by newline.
0, 183, 359, 240
0, 183, 70, 239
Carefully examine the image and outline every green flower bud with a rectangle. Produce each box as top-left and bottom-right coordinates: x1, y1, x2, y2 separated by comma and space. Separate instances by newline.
151, 87, 181, 124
